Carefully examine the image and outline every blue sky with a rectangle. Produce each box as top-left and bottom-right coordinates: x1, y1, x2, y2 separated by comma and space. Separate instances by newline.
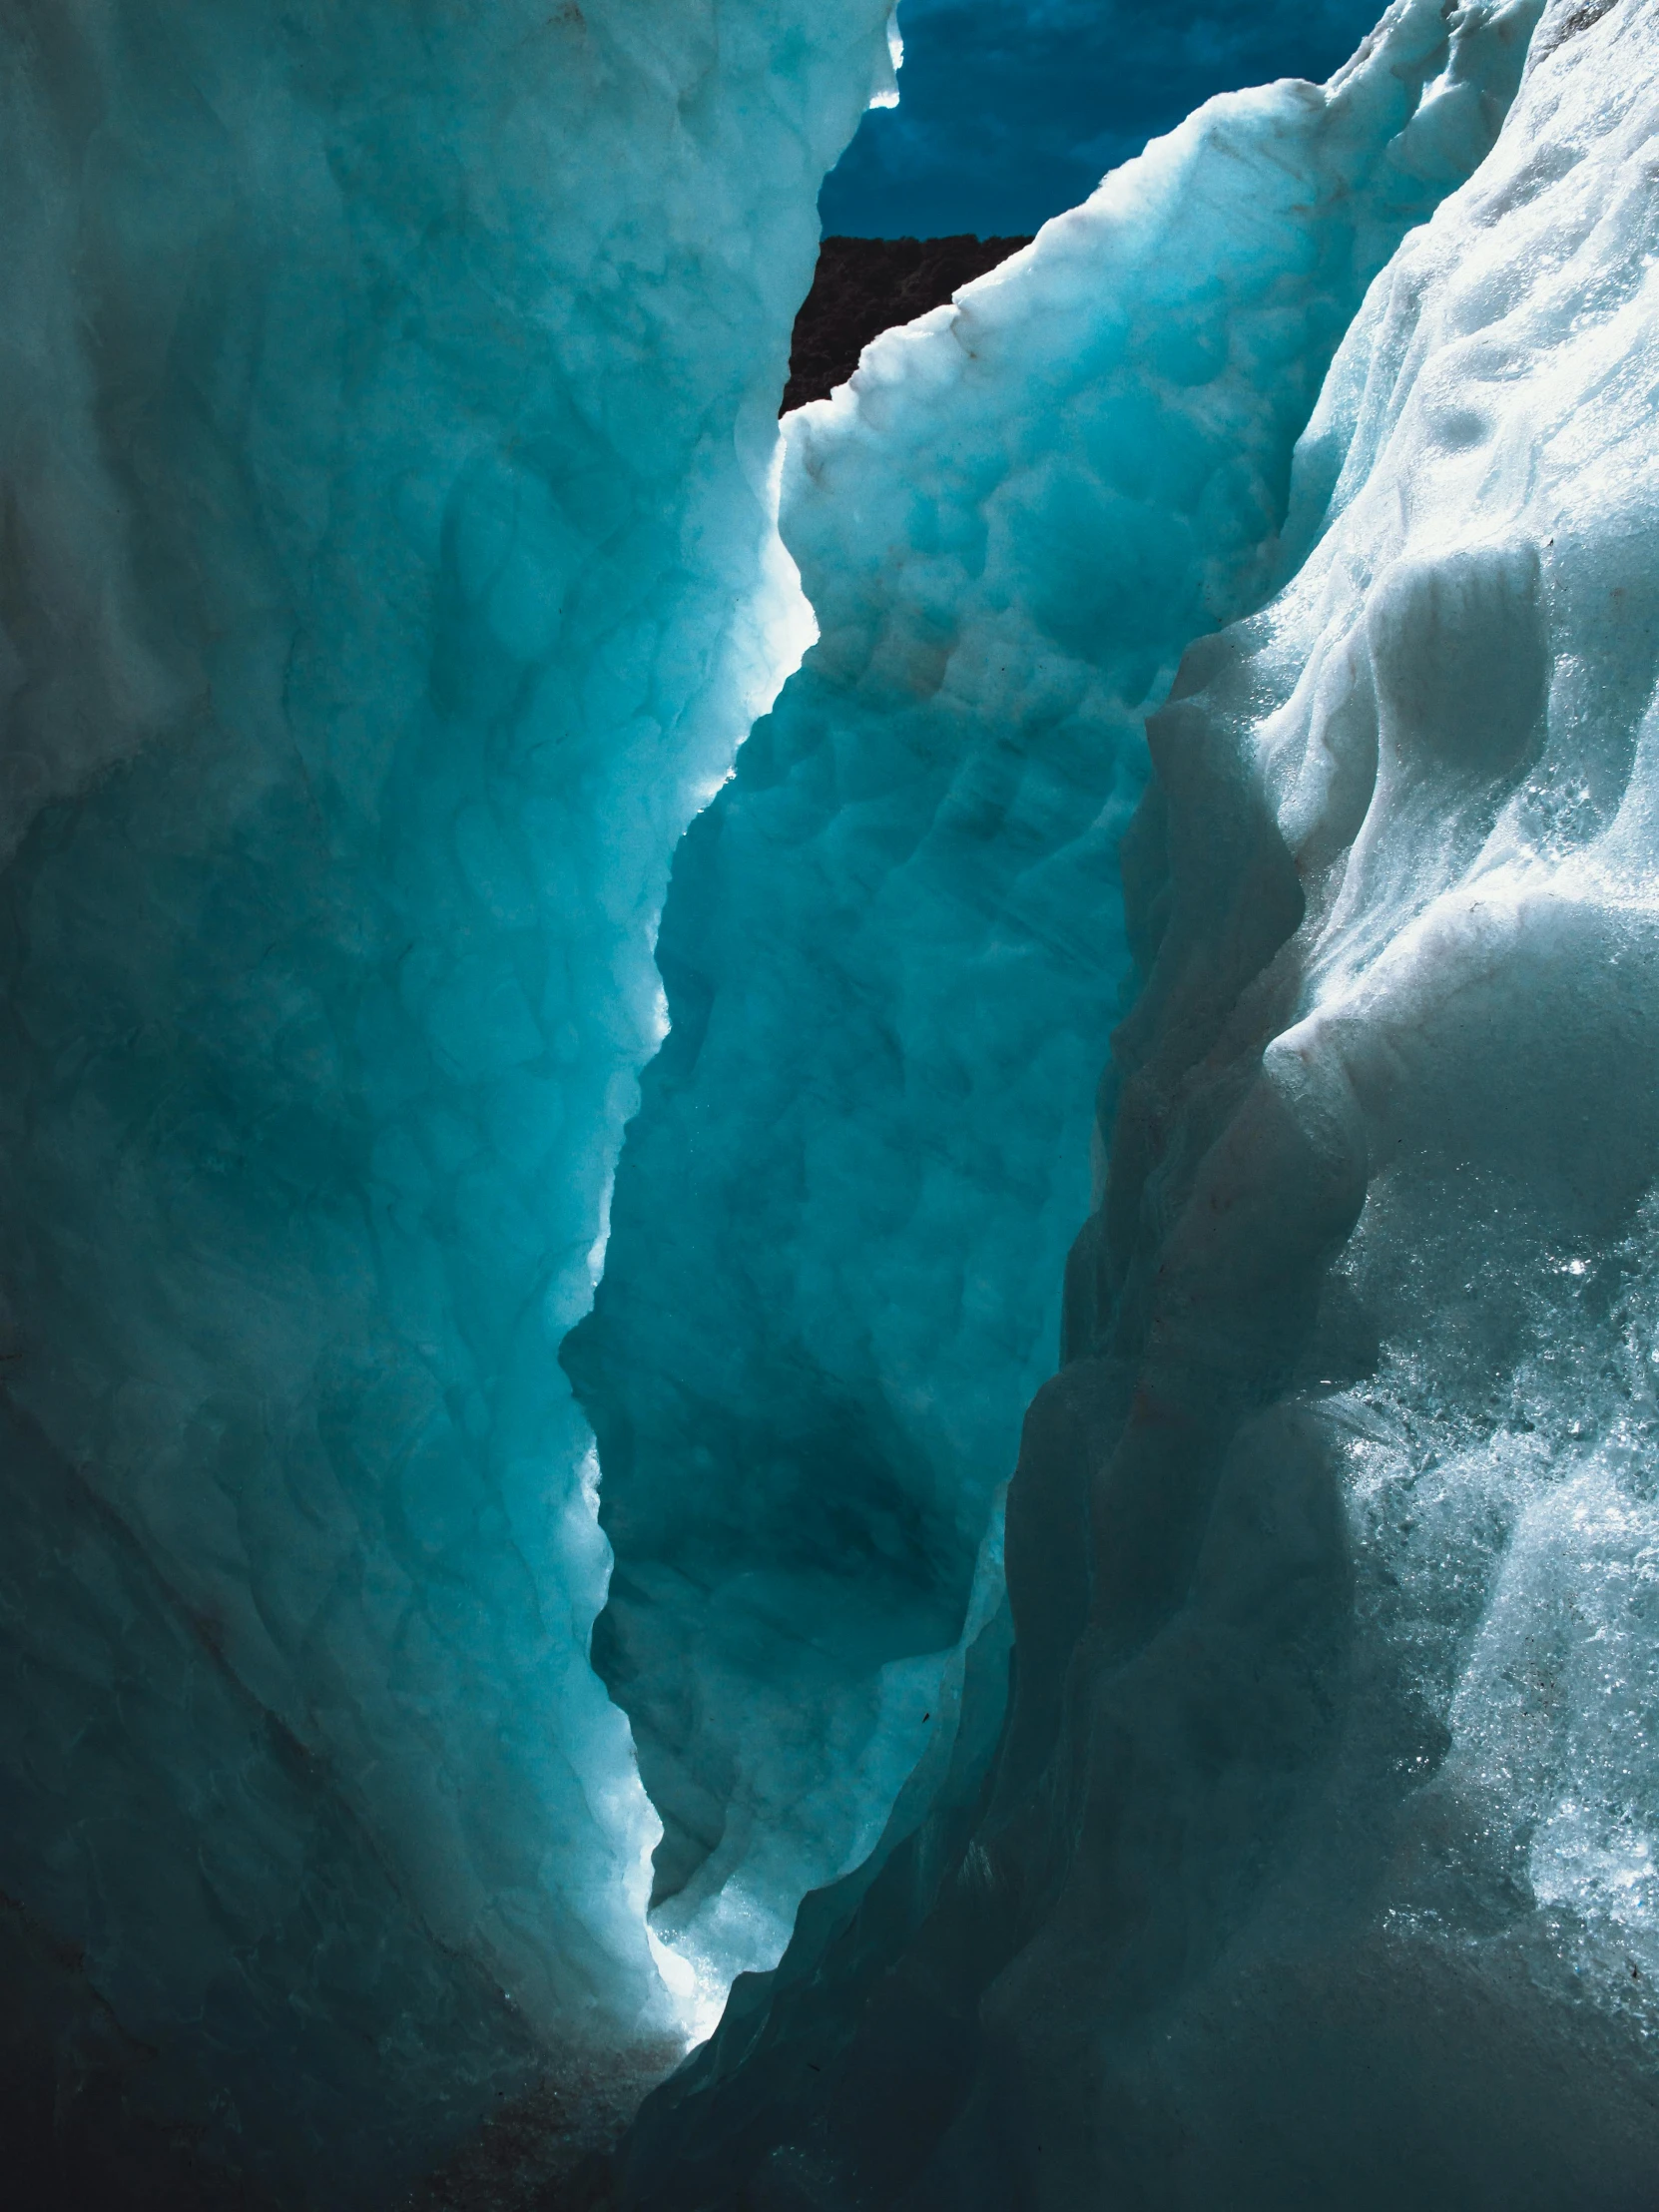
822, 0, 1392, 237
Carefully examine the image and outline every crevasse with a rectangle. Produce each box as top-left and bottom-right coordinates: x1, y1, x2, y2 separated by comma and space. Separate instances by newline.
7, 0, 1659, 2205
615, 0, 1659, 2203
570, 0, 1544, 2002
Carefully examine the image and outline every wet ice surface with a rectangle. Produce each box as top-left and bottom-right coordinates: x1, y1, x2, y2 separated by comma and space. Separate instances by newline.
0, 0, 893, 2197
9, 0, 1659, 2204
573, 0, 1544, 2011
613, 3, 1659, 2203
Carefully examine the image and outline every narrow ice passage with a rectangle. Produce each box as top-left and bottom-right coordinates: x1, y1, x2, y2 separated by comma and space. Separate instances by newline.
6, 0, 1658, 2206
617, 3, 1659, 2204
572, 0, 1544, 2001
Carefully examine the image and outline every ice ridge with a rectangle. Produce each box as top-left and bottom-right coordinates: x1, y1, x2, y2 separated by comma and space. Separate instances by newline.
568, 0, 1545, 2003
0, 0, 893, 2197
614, 2, 1659, 2202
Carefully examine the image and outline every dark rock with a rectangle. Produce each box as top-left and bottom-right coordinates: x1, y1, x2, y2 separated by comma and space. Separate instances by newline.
398, 2040, 684, 2212
782, 236, 1031, 412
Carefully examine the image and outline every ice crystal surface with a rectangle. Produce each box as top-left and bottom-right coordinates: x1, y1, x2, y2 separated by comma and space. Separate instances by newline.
572, 0, 1543, 1997
0, 0, 893, 2195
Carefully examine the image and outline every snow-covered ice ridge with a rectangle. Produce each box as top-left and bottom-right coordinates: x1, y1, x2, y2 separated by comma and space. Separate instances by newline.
573, 0, 1542, 2000
615, 0, 1659, 2202
0, 0, 892, 2199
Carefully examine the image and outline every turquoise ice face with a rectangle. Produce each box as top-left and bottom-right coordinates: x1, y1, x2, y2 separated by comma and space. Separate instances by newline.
619, 5, 1659, 2206
574, 0, 1544, 2008
11, 0, 1634, 2202
0, 0, 893, 2197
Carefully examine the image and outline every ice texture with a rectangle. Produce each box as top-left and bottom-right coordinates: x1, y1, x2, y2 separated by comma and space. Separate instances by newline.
614, 2, 1659, 2202
567, 0, 1544, 2000
0, 0, 895, 2196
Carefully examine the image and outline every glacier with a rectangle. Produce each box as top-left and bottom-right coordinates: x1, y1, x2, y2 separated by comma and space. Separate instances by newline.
567, 0, 1545, 2000
5, 0, 1659, 2202
0, 0, 897, 2199
613, 0, 1659, 2204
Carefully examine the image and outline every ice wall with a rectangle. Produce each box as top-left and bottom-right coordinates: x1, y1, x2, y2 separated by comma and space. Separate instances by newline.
0, 0, 895, 2198
567, 0, 1544, 1998
615, 2, 1659, 2202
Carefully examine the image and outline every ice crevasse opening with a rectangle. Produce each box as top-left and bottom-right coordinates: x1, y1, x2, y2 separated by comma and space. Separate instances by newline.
615, 1, 1659, 2205
6, 0, 1659, 2205
569, 0, 1548, 2007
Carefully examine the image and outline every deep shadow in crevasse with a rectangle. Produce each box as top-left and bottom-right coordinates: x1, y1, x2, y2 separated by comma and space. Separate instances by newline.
781, 236, 1031, 409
